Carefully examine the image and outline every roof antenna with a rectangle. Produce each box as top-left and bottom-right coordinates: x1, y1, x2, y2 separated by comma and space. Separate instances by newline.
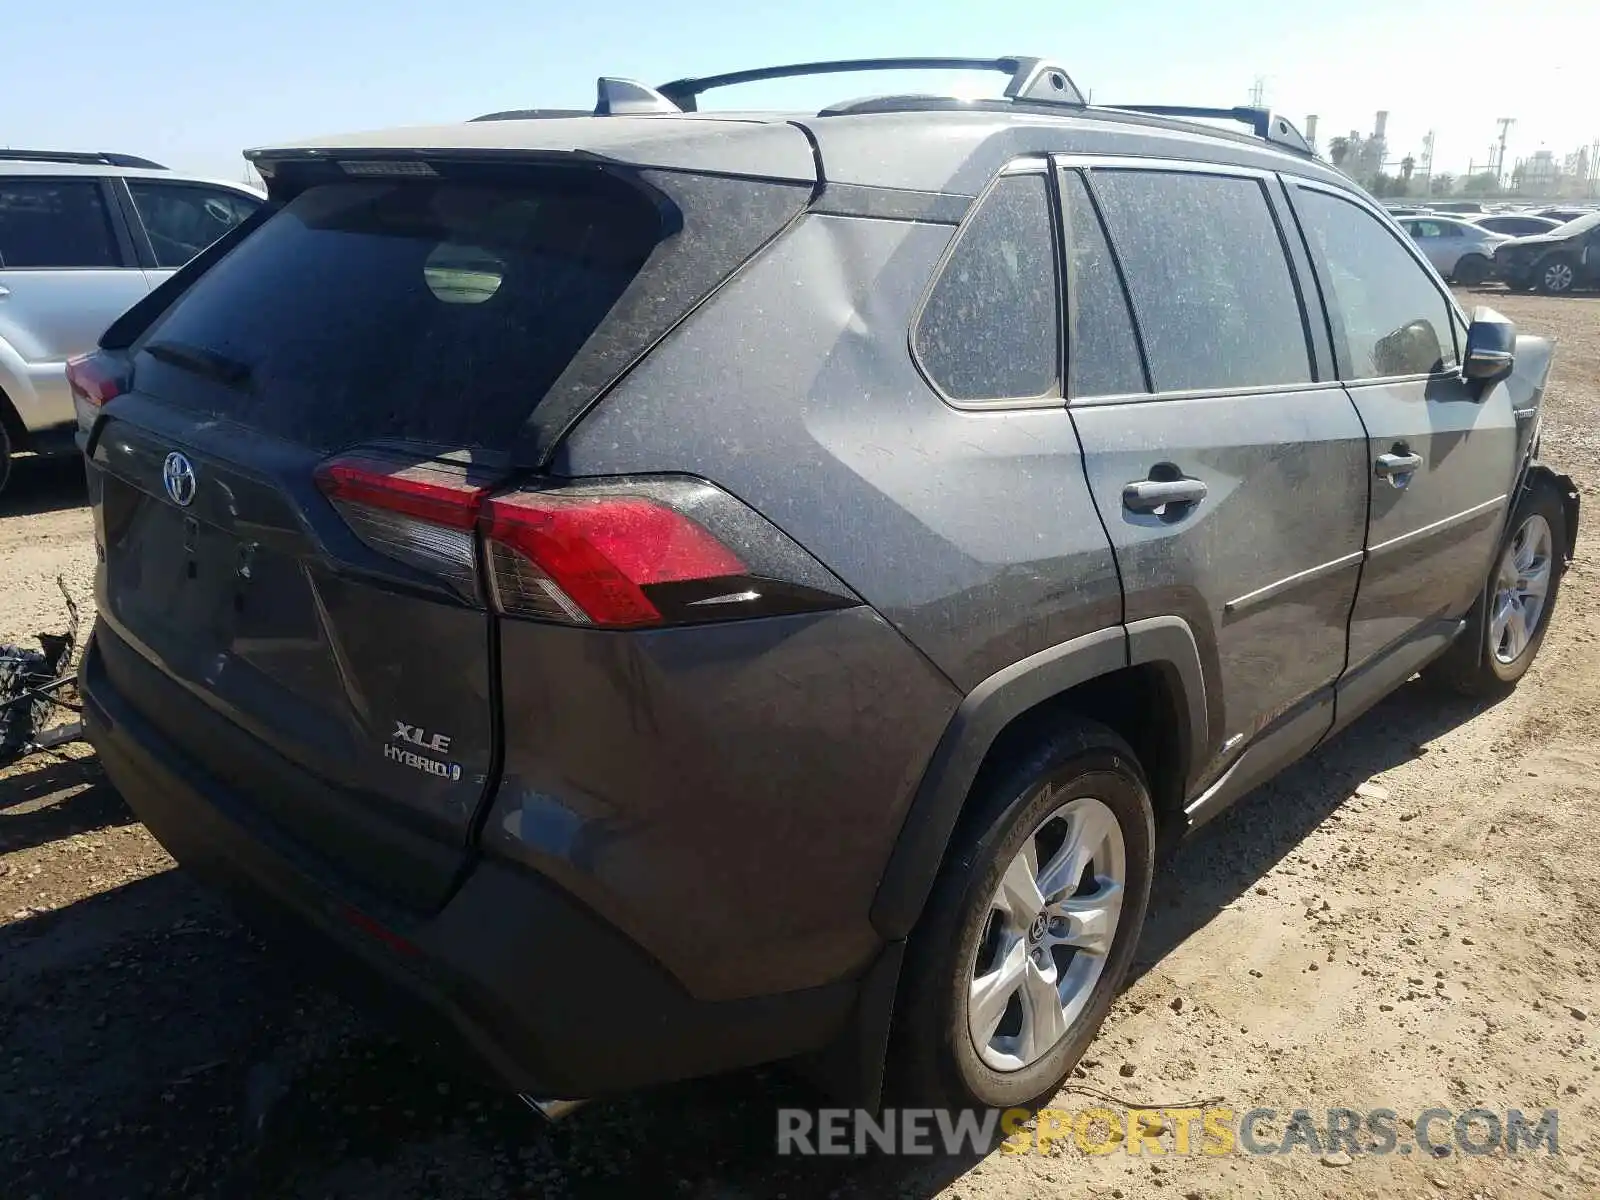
595, 78, 682, 116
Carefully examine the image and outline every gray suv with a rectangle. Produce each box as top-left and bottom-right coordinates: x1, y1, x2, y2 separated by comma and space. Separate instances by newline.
76, 57, 1577, 1115
0, 151, 261, 492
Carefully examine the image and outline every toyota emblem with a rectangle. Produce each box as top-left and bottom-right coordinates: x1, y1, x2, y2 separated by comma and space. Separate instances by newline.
162, 452, 197, 508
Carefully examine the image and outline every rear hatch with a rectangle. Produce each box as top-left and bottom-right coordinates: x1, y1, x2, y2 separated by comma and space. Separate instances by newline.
85, 148, 813, 910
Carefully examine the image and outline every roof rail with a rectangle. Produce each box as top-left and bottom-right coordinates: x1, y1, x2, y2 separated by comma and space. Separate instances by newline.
0, 149, 166, 169
656, 56, 1085, 112
1102, 105, 1314, 156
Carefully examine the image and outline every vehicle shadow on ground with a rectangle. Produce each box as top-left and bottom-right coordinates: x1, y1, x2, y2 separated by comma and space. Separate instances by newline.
0, 454, 88, 517
0, 754, 134, 855
1128, 675, 1488, 987
0, 677, 1497, 1199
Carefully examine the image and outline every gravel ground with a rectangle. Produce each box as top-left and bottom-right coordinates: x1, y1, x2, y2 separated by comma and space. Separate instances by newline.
2, 290, 1599, 1199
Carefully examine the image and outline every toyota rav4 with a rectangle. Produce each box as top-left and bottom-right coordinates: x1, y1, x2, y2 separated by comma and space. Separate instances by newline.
75, 56, 1577, 1115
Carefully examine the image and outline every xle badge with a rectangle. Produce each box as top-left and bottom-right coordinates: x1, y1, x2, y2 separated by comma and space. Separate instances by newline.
386, 721, 462, 781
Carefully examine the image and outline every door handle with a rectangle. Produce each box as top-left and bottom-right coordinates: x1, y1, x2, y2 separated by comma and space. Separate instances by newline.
1123, 477, 1208, 513
1374, 451, 1423, 488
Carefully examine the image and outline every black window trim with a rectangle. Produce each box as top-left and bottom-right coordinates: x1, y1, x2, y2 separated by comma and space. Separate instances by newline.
0, 173, 139, 270
1053, 154, 1327, 408
908, 156, 1065, 412
1052, 164, 1154, 399
1284, 176, 1469, 385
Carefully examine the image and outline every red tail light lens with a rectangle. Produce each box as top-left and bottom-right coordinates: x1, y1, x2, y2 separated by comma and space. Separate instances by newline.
315, 452, 490, 598
313, 455, 858, 627
483, 493, 746, 627
66, 351, 131, 431
316, 455, 486, 530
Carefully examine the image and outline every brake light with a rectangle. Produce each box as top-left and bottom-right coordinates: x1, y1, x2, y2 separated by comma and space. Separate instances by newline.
315, 452, 489, 598
65, 351, 130, 431
483, 493, 746, 627
314, 454, 859, 627
316, 456, 486, 530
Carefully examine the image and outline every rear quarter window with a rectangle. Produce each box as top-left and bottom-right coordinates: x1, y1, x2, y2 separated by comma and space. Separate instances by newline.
912, 172, 1059, 403
134, 171, 659, 450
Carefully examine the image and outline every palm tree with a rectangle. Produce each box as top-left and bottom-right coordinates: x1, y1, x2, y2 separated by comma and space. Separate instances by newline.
1328, 137, 1353, 168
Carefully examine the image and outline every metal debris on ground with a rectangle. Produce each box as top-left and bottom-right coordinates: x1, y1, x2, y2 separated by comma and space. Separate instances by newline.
0, 577, 82, 764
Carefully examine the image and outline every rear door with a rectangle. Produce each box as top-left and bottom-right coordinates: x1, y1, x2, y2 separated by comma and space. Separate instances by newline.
1287, 182, 1518, 700
0, 175, 148, 425
88, 165, 666, 908
119, 178, 262, 278
1064, 161, 1369, 790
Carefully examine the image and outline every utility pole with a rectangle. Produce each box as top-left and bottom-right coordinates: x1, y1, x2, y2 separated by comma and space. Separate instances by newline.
1494, 117, 1516, 187
1420, 130, 1436, 196
1248, 76, 1266, 107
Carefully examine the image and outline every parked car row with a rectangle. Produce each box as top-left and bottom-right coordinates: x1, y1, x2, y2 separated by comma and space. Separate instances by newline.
1391, 205, 1600, 292
0, 151, 263, 493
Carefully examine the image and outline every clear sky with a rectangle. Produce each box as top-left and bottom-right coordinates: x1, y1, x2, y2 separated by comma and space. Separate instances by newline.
9, 0, 1593, 182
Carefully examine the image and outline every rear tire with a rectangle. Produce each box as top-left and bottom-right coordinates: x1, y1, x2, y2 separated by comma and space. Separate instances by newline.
889, 720, 1154, 1110
1537, 256, 1577, 294
1425, 480, 1567, 697
1453, 254, 1490, 286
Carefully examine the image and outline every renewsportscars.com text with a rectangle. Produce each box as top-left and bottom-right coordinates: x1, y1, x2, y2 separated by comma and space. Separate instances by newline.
777, 1106, 1561, 1158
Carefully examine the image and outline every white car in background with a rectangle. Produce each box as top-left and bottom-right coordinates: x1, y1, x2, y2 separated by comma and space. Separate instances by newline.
1395, 214, 1508, 286
0, 151, 262, 494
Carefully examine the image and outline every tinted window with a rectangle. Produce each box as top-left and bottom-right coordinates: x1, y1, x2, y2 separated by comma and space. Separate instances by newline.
128, 182, 260, 267
1059, 171, 1145, 397
1294, 188, 1455, 379
0, 178, 119, 268
1091, 171, 1310, 392
136, 173, 658, 449
914, 173, 1057, 401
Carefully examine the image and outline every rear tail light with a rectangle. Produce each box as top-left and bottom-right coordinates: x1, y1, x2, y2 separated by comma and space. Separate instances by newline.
315, 453, 857, 627
65, 351, 131, 432
314, 452, 490, 599
483, 492, 746, 627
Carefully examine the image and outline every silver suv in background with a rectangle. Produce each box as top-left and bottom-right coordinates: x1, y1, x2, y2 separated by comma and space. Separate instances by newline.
0, 151, 262, 493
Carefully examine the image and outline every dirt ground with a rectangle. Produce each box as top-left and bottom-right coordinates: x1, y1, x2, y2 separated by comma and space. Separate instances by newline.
3, 290, 1599, 1200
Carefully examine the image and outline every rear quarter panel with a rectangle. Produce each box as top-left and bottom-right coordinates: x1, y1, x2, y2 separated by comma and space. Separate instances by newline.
558, 211, 1123, 692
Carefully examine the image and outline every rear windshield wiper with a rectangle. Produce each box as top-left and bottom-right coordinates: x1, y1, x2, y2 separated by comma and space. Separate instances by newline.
142, 340, 253, 389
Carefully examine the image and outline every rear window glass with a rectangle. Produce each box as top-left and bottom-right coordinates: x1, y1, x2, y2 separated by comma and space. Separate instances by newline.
136, 173, 659, 449
1091, 170, 1311, 393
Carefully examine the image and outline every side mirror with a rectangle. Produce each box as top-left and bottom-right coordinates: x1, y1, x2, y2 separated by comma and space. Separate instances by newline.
1462, 306, 1516, 388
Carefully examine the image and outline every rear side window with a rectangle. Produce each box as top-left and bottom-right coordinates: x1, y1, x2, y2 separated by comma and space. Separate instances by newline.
1058, 171, 1145, 398
1090, 170, 1311, 393
0, 178, 120, 268
136, 172, 659, 449
913, 173, 1058, 402
1293, 187, 1456, 379
128, 181, 260, 267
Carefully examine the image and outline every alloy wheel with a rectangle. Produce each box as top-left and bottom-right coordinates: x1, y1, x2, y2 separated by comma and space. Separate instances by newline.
1491, 513, 1553, 665
967, 793, 1126, 1072
1542, 261, 1575, 293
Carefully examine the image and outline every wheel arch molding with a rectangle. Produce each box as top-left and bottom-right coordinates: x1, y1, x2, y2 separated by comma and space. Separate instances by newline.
869, 619, 1210, 941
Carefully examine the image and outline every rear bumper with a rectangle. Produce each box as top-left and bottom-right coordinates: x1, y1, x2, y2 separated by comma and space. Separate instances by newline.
82, 630, 860, 1098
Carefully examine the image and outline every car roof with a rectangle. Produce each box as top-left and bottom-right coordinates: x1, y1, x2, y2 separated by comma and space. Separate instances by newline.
248, 55, 1349, 194
0, 157, 265, 196
251, 103, 1351, 198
